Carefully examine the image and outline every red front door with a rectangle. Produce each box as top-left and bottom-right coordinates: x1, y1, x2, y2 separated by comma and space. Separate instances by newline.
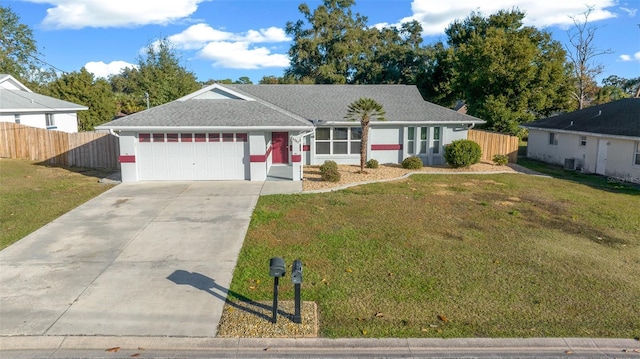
272, 132, 289, 164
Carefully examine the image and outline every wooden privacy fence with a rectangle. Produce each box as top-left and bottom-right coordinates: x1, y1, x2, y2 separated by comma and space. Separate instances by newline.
468, 129, 519, 163
0, 123, 120, 169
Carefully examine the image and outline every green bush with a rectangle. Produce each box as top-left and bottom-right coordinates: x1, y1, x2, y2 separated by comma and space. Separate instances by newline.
493, 154, 509, 166
319, 160, 338, 173
320, 160, 341, 182
365, 159, 379, 169
444, 140, 482, 168
402, 156, 423, 169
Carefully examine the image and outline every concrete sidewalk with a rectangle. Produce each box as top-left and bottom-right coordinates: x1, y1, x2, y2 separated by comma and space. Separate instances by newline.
0, 181, 263, 338
1, 336, 638, 358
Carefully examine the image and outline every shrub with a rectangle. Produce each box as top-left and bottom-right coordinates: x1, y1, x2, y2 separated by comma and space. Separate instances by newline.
493, 154, 509, 166
365, 159, 379, 169
319, 160, 338, 173
444, 140, 481, 168
319, 160, 341, 182
402, 156, 423, 169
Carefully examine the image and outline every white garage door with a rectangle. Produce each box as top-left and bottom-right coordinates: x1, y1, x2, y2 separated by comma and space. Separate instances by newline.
137, 132, 248, 180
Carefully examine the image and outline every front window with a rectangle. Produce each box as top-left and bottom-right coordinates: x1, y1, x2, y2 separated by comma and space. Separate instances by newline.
549, 132, 558, 146
579, 136, 587, 147
407, 127, 415, 154
315, 127, 361, 155
433, 127, 441, 154
635, 142, 640, 166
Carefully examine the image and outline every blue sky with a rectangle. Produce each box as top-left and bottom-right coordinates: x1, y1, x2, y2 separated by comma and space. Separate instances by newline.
6, 0, 640, 84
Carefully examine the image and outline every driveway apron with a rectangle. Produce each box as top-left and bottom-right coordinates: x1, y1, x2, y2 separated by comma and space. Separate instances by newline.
0, 181, 263, 337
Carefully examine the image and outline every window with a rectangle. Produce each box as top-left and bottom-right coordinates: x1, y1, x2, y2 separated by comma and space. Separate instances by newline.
166, 133, 179, 142
195, 133, 206, 142
181, 133, 193, 142
45, 113, 55, 128
139, 133, 150, 142
222, 133, 234, 142
432, 127, 441, 154
209, 133, 220, 142
153, 133, 165, 142
14, 114, 20, 124
635, 142, 640, 166
420, 127, 428, 154
315, 127, 361, 155
236, 133, 247, 142
579, 136, 587, 147
549, 132, 558, 146
407, 127, 415, 154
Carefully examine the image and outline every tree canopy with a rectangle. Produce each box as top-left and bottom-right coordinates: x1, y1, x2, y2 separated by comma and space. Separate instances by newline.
42, 69, 116, 131
419, 9, 574, 136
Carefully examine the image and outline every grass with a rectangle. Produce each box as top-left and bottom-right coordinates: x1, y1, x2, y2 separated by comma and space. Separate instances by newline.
229, 171, 640, 338
0, 159, 116, 250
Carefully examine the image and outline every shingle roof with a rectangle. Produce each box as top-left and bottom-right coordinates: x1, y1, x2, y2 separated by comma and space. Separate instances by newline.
0, 89, 88, 113
99, 98, 314, 129
226, 84, 484, 124
521, 98, 640, 138
98, 84, 484, 130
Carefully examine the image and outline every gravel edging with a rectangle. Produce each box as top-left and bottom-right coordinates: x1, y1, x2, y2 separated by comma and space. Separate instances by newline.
217, 301, 318, 338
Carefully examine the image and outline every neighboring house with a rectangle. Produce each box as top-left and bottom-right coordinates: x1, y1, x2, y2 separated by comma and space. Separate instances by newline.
521, 98, 640, 183
96, 84, 484, 182
0, 74, 87, 133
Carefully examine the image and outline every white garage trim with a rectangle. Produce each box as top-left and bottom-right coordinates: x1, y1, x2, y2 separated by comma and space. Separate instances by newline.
137, 132, 249, 181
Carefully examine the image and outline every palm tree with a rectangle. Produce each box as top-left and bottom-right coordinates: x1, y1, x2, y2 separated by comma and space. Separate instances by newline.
345, 98, 386, 172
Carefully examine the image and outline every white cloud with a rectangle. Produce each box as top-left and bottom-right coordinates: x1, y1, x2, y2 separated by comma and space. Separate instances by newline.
199, 42, 290, 69
618, 52, 640, 62
26, 0, 209, 29
381, 0, 618, 36
620, 7, 637, 17
166, 23, 291, 69
85, 61, 136, 78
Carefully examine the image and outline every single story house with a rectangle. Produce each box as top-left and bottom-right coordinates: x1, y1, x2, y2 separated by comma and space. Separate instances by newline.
521, 98, 640, 184
96, 84, 485, 182
0, 74, 87, 133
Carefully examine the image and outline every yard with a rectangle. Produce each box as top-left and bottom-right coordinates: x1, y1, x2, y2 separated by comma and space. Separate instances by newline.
229, 170, 640, 338
0, 159, 116, 250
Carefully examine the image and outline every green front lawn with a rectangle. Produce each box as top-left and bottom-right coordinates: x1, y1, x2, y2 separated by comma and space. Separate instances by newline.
0, 159, 116, 250
229, 172, 640, 338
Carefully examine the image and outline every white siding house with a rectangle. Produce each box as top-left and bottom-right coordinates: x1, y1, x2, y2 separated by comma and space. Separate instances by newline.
0, 74, 87, 133
522, 98, 640, 184
97, 84, 485, 182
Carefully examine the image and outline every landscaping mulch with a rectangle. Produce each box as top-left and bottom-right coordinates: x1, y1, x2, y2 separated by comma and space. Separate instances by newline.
217, 300, 318, 338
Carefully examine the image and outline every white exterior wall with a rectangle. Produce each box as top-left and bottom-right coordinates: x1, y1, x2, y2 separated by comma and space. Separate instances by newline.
370, 126, 402, 164
527, 129, 640, 183
118, 132, 138, 182
249, 132, 268, 181
0, 112, 78, 133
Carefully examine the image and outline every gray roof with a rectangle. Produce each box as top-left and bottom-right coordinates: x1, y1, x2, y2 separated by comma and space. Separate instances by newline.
521, 98, 640, 138
99, 98, 313, 129
98, 84, 484, 130
226, 84, 484, 124
0, 89, 88, 113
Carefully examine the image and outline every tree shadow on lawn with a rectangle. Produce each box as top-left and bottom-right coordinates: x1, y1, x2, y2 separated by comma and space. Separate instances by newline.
167, 269, 291, 323
34, 161, 120, 182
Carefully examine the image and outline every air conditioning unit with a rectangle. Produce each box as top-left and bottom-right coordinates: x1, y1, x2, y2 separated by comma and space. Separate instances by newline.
564, 158, 576, 170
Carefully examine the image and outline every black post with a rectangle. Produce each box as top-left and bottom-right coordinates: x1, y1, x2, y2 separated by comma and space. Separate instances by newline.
272, 276, 279, 323
293, 283, 301, 324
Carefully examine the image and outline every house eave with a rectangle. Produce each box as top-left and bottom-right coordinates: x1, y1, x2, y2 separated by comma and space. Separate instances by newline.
1, 107, 88, 113
315, 120, 485, 126
95, 125, 315, 132
521, 126, 640, 141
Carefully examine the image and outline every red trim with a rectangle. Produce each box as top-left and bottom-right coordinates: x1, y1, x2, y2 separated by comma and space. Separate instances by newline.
371, 144, 402, 150
303, 145, 310, 151
292, 154, 302, 163
250, 146, 273, 163
119, 155, 135, 163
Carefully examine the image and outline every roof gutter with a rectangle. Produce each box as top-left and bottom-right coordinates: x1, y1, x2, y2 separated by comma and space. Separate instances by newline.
521, 126, 640, 141
316, 120, 486, 126
95, 125, 315, 132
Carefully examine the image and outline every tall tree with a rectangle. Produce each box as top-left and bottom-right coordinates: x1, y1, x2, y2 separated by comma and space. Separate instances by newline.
0, 5, 37, 80
42, 68, 116, 131
565, 7, 613, 109
419, 10, 573, 136
109, 38, 199, 111
285, 0, 369, 83
345, 98, 385, 172
602, 75, 640, 96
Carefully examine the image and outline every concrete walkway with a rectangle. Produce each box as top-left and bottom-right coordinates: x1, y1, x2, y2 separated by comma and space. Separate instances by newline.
0, 181, 264, 337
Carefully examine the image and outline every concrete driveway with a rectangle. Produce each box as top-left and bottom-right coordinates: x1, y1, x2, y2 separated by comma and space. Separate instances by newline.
0, 181, 264, 337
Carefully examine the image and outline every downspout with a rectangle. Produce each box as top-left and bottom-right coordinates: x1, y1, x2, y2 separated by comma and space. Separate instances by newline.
109, 129, 120, 137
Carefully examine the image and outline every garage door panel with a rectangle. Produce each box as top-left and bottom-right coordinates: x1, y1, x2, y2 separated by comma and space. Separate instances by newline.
137, 133, 247, 181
